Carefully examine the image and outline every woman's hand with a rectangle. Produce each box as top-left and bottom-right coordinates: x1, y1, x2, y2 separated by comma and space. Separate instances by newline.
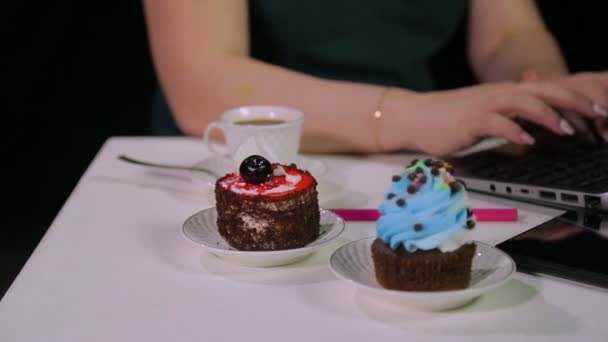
551, 71, 608, 115
383, 81, 605, 156
523, 71, 608, 142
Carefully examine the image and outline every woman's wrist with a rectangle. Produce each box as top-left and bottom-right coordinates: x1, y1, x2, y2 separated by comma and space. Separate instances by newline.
376, 87, 421, 152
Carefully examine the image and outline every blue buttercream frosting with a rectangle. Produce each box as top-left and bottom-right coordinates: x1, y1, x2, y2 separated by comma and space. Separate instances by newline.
376, 160, 475, 252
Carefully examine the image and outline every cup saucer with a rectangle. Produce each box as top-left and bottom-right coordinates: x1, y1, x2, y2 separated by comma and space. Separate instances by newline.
191, 155, 328, 179
329, 237, 516, 311
183, 207, 344, 267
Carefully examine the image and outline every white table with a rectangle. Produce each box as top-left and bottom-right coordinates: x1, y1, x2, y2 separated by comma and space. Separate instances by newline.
2, 137, 607, 342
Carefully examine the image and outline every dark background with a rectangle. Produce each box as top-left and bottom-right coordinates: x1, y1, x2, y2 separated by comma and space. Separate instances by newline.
2, 1, 607, 298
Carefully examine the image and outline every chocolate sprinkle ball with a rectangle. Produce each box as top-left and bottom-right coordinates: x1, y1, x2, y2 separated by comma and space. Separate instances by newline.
387, 193, 396, 199
392, 175, 401, 182
414, 223, 423, 232
431, 167, 440, 176
407, 172, 417, 181
396, 198, 406, 207
407, 185, 417, 194
466, 220, 476, 230
409, 159, 419, 167
449, 181, 462, 194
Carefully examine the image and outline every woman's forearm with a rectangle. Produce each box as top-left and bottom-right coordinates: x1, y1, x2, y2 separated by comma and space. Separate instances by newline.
475, 28, 568, 82
468, 0, 569, 83
156, 54, 417, 153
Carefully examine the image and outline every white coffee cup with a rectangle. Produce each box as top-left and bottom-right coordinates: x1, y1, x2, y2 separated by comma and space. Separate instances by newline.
202, 105, 304, 163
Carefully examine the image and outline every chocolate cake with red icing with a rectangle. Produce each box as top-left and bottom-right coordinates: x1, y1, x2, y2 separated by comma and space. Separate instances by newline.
215, 155, 320, 251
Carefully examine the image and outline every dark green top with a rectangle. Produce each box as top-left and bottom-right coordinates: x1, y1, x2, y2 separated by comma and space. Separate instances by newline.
151, 0, 467, 134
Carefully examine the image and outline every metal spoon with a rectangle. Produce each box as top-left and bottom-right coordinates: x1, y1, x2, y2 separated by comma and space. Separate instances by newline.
117, 155, 220, 177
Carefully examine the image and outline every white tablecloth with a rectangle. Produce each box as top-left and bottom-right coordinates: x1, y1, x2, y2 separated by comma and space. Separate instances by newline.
1, 137, 607, 341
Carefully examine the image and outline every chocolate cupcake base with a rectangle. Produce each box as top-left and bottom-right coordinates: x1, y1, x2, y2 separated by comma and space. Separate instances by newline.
371, 239, 476, 291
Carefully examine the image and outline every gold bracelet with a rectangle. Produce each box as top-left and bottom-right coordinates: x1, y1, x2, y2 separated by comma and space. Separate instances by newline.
373, 87, 392, 152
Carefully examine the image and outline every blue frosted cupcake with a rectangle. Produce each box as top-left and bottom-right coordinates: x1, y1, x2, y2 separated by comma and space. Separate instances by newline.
371, 159, 477, 291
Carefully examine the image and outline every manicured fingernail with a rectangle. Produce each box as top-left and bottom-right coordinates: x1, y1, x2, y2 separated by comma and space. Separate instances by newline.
593, 102, 608, 117
560, 119, 575, 135
520, 132, 536, 145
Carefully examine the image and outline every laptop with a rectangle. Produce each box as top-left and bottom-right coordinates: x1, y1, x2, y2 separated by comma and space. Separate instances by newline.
448, 132, 608, 211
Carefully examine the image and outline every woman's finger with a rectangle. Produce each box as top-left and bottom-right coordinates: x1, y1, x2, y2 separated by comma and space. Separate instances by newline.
561, 111, 598, 145
562, 76, 608, 117
481, 113, 536, 146
492, 92, 572, 136
595, 118, 608, 142
521, 81, 599, 119
597, 71, 608, 86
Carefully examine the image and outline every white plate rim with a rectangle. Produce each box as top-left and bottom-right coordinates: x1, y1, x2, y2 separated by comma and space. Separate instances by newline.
183, 207, 345, 256
329, 237, 516, 298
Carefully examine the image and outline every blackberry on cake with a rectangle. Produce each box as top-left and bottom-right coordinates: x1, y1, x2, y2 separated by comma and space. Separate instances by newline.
215, 155, 320, 251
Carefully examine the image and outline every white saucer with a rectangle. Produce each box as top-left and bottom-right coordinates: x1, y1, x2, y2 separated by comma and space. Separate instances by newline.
191, 155, 328, 179
329, 237, 516, 311
183, 207, 345, 267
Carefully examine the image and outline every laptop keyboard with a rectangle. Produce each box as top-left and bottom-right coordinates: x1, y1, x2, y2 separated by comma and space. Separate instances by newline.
455, 144, 608, 193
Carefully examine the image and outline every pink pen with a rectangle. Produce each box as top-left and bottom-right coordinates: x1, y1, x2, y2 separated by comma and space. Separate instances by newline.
330, 208, 518, 222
